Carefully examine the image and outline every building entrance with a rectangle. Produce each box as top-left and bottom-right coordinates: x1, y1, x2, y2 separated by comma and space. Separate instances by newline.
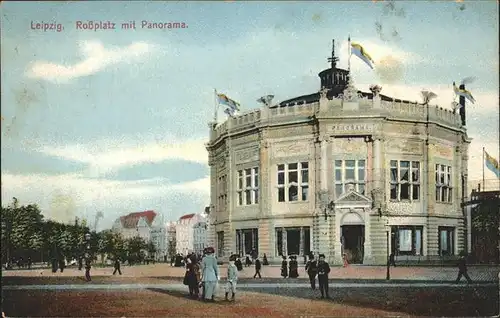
341, 225, 365, 264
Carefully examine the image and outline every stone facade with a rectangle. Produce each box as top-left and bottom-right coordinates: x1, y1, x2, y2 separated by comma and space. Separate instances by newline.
206, 85, 470, 265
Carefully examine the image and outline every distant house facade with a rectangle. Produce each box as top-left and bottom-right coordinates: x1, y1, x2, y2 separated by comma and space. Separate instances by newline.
166, 221, 177, 258
193, 220, 208, 255
112, 210, 158, 242
176, 213, 207, 255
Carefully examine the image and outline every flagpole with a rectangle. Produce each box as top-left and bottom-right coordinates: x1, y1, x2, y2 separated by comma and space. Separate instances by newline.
482, 147, 485, 190
347, 35, 351, 72
213, 89, 219, 123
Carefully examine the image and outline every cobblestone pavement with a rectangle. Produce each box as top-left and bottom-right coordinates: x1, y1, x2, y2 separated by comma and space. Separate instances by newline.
3, 263, 499, 282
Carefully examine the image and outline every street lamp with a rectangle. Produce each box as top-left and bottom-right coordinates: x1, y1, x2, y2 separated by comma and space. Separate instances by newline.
84, 232, 92, 281
385, 221, 390, 280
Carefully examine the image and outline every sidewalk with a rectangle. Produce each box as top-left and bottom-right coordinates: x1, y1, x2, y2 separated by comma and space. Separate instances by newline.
2, 263, 499, 282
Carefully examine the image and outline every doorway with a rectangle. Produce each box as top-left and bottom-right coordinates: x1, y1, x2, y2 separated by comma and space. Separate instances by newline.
341, 225, 365, 264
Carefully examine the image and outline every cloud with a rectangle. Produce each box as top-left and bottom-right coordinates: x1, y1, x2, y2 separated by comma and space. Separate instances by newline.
36, 136, 208, 177
0, 172, 210, 223
25, 41, 155, 83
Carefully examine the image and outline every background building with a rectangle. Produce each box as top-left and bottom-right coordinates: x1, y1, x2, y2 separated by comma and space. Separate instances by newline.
176, 213, 207, 255
206, 40, 471, 265
112, 210, 157, 241
166, 221, 177, 259
463, 188, 500, 264
193, 220, 208, 255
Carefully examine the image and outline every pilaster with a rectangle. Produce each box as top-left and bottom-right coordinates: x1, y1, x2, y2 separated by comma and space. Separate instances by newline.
363, 207, 374, 264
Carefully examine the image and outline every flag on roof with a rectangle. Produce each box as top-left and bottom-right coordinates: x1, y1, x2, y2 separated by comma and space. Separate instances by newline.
351, 42, 375, 69
217, 93, 241, 111
484, 150, 500, 178
453, 83, 476, 104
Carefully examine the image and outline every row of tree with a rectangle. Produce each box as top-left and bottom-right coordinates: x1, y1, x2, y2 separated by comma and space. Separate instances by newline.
1, 198, 157, 266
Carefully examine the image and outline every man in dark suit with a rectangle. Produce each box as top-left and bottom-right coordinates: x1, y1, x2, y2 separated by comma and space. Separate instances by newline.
317, 254, 331, 299
455, 252, 473, 283
253, 257, 262, 278
305, 254, 318, 290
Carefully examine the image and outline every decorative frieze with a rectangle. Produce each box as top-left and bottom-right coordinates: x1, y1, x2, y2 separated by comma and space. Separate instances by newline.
433, 144, 453, 159
332, 137, 367, 154
385, 139, 423, 155
272, 141, 309, 158
234, 147, 259, 163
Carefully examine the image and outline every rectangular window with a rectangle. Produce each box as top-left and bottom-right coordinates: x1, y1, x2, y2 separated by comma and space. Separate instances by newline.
237, 167, 259, 205
438, 227, 455, 256
276, 162, 309, 202
391, 226, 424, 256
216, 231, 224, 258
275, 228, 283, 256
217, 175, 228, 213
389, 160, 420, 201
334, 159, 366, 197
435, 164, 453, 203
277, 164, 285, 202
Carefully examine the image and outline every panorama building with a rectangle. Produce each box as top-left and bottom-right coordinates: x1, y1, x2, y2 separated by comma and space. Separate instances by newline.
205, 40, 471, 265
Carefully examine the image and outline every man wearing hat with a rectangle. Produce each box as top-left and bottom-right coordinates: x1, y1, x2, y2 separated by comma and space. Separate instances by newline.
201, 246, 219, 302
317, 254, 331, 299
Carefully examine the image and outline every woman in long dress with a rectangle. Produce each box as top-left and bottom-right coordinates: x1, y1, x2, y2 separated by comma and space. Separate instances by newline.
280, 256, 288, 278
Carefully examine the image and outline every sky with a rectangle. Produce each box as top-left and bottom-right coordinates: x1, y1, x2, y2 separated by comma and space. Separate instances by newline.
1, 1, 499, 231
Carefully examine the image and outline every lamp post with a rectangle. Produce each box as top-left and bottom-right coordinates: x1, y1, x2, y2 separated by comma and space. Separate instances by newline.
84, 232, 92, 281
385, 221, 390, 280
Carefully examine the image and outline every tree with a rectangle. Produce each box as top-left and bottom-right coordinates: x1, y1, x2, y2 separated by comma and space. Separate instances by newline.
146, 240, 157, 259
125, 236, 147, 263
97, 229, 125, 262
1, 198, 44, 263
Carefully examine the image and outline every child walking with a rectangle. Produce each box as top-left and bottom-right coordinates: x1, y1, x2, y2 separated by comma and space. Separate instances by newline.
225, 255, 238, 301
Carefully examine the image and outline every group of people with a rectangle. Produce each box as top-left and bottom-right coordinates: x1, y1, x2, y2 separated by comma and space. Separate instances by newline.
182, 247, 240, 302
280, 255, 300, 278
3, 256, 32, 270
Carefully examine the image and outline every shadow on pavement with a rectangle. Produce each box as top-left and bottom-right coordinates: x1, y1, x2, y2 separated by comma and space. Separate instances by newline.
237, 285, 498, 317
147, 288, 227, 306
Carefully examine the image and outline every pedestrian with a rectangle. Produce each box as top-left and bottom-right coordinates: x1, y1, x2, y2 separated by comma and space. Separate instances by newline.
84, 255, 92, 282
317, 254, 331, 299
27, 257, 32, 270
262, 253, 269, 265
235, 257, 243, 271
51, 257, 58, 273
78, 257, 83, 271
201, 246, 219, 302
280, 256, 288, 278
343, 253, 349, 267
245, 255, 252, 267
253, 257, 262, 278
113, 258, 122, 275
185, 256, 200, 299
455, 252, 473, 284
58, 257, 65, 273
289, 256, 299, 278
305, 254, 318, 290
225, 255, 238, 301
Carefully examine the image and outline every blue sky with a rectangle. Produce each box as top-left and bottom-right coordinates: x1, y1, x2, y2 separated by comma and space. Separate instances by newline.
1, 1, 498, 230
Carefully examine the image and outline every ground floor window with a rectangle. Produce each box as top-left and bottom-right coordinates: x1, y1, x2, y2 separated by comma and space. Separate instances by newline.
216, 231, 224, 258
235, 228, 258, 256
439, 227, 455, 256
391, 226, 423, 256
275, 227, 310, 257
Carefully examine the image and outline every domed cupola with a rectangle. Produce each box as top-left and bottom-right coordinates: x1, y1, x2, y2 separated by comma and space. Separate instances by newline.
317, 39, 349, 97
